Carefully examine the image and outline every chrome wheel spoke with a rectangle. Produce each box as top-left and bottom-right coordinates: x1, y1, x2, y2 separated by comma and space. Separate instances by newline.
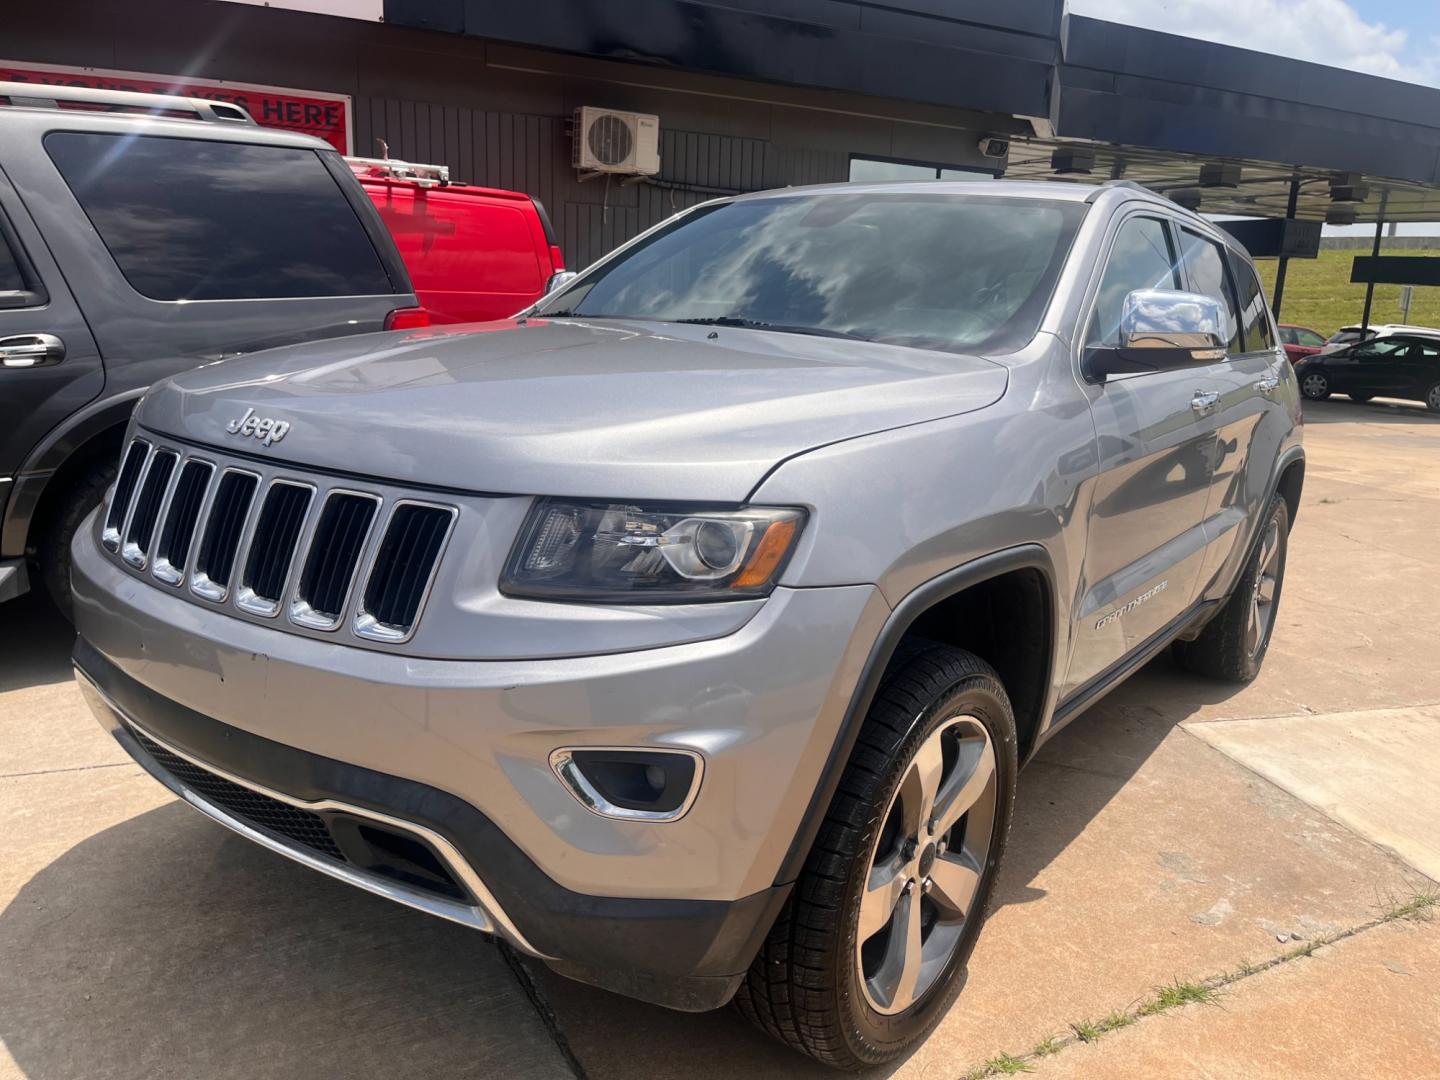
927, 851, 982, 918
932, 732, 996, 836
1257, 571, 1277, 607
1246, 593, 1260, 654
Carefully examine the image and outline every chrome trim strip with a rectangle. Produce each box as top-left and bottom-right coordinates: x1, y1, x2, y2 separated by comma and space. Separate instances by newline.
287, 488, 382, 632
235, 479, 316, 618
75, 666, 540, 955
549, 746, 706, 823
351, 500, 458, 645
153, 458, 215, 587
189, 466, 260, 604
121, 449, 179, 571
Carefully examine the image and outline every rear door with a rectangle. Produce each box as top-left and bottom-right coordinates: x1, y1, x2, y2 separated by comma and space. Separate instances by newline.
0, 165, 101, 491
1188, 243, 1288, 599
1406, 341, 1440, 407
1066, 212, 1220, 695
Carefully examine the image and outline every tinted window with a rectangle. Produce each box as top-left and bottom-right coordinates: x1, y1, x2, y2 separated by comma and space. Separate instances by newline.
1278, 327, 1296, 345
46, 133, 392, 301
1086, 216, 1180, 347
1178, 229, 1241, 353
0, 231, 23, 294
1353, 339, 1409, 360
540, 193, 1086, 355
1231, 257, 1274, 352
1296, 328, 1326, 347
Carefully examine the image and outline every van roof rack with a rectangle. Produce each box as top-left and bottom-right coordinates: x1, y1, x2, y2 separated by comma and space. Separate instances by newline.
346, 155, 452, 187
0, 80, 257, 125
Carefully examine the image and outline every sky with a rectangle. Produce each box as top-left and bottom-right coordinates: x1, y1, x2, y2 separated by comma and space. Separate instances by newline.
1070, 0, 1440, 233
1069, 0, 1440, 86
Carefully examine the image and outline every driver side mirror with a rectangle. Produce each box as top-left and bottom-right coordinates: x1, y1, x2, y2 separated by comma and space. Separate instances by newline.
1084, 289, 1227, 382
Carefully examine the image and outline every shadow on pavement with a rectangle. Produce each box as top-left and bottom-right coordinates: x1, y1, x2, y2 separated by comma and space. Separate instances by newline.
0, 589, 75, 693
0, 802, 572, 1080
1301, 397, 1439, 424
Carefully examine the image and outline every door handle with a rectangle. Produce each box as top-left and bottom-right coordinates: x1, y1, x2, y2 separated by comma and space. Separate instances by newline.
1255, 376, 1280, 396
1190, 390, 1220, 414
0, 333, 65, 369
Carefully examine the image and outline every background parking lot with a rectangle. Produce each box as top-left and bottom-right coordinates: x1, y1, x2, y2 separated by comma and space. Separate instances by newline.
3, 396, 1439, 1079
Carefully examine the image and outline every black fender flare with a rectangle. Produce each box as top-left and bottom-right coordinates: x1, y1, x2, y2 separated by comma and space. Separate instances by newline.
772, 543, 1060, 886
1, 389, 143, 557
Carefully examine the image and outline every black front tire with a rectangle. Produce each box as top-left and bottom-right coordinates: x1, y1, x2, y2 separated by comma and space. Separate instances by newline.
1174, 495, 1289, 683
37, 460, 115, 624
734, 644, 1017, 1071
1300, 372, 1331, 401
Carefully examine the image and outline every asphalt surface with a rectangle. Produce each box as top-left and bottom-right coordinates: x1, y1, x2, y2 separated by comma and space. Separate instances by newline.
3, 393, 1438, 1079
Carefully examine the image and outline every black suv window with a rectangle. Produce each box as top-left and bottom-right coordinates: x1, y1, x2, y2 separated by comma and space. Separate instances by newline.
45, 133, 392, 301
0, 212, 46, 310
1177, 229, 1242, 354
1231, 256, 1274, 353
1087, 216, 1180, 348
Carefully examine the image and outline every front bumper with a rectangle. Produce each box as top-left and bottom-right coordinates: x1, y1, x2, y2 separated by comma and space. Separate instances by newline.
72, 517, 889, 1008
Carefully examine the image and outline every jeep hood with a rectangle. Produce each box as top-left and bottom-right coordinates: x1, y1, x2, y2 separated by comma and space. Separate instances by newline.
137, 319, 1007, 502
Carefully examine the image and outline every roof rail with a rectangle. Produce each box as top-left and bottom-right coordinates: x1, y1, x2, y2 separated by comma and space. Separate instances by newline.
346, 155, 452, 187
0, 81, 257, 126
1083, 179, 1157, 202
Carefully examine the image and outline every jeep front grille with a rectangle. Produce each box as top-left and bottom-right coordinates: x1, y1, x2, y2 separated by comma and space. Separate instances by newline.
103, 438, 455, 643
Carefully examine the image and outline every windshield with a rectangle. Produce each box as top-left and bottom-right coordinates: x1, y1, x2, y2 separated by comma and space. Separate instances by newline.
535, 193, 1087, 355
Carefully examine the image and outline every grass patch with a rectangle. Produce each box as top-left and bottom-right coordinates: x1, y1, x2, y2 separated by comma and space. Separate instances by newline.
985, 1052, 1035, 1075
1031, 1034, 1064, 1058
1069, 1017, 1105, 1044
1138, 979, 1220, 1016
1255, 249, 1440, 336
1382, 888, 1440, 923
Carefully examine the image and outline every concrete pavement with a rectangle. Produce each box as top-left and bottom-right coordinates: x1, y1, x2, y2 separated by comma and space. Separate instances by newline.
3, 393, 1439, 1079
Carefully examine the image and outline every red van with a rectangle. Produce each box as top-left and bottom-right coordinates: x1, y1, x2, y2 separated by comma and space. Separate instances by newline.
350, 157, 566, 324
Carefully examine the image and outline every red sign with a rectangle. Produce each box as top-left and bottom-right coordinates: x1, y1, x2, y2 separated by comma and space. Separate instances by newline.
0, 61, 352, 152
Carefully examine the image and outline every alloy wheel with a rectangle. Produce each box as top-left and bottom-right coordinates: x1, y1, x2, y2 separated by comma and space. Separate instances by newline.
1302, 373, 1327, 398
1247, 518, 1282, 658
856, 715, 997, 1015
1428, 384, 1440, 412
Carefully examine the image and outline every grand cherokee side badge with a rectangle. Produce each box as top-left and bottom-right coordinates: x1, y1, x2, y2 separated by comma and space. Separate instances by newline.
226, 407, 290, 446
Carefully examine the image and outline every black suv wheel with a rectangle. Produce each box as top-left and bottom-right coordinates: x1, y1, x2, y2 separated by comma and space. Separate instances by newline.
734, 644, 1017, 1070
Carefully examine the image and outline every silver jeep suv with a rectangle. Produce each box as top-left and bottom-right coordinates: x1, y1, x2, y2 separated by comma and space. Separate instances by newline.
73, 180, 1302, 1070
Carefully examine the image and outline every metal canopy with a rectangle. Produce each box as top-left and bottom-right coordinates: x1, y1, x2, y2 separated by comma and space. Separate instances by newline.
1003, 140, 1440, 223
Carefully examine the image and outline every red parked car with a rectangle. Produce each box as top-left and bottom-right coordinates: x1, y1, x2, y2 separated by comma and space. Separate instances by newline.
1277, 323, 1327, 364
350, 157, 567, 324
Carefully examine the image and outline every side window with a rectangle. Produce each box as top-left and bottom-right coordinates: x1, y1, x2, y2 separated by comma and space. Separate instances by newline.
0, 212, 47, 309
1277, 326, 1296, 345
45, 133, 394, 301
1177, 229, 1241, 354
1231, 256, 1274, 353
1297, 328, 1326, 348
1086, 216, 1180, 347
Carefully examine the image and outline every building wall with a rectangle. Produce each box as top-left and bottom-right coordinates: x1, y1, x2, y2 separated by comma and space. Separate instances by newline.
6, 0, 1023, 267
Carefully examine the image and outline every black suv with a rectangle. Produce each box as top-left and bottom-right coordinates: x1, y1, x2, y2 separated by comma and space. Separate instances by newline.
0, 82, 418, 614
1296, 333, 1440, 412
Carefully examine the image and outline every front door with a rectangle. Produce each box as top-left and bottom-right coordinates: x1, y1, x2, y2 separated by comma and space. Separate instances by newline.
1066, 213, 1223, 696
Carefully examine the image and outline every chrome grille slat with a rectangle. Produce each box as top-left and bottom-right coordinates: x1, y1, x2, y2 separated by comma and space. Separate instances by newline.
102, 440, 150, 551
291, 491, 380, 630
121, 449, 177, 569
153, 459, 213, 586
107, 437, 454, 643
237, 481, 314, 617
192, 470, 259, 602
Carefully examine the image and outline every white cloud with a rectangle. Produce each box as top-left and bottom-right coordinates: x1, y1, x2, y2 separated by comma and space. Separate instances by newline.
1069, 0, 1439, 87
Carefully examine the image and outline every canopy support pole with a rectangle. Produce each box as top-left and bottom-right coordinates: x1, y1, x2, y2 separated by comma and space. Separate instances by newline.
1360, 189, 1390, 334
1270, 177, 1300, 320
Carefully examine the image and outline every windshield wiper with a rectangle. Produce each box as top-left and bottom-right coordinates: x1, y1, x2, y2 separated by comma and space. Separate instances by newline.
673, 316, 874, 342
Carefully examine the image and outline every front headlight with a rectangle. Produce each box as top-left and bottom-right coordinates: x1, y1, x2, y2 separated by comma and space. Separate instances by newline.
501, 499, 806, 602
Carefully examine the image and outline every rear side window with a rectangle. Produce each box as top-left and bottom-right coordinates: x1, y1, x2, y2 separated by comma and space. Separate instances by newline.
1231, 256, 1274, 353
0, 211, 46, 309
0, 232, 22, 293
46, 133, 393, 301
1177, 229, 1242, 354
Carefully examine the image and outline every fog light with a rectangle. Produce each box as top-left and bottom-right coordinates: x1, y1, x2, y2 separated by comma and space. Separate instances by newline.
550, 747, 704, 822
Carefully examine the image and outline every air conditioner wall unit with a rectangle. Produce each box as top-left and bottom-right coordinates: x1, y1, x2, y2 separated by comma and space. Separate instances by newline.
573, 107, 660, 176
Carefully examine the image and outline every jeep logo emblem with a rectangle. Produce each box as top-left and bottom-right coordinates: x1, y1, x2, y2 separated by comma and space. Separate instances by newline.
226, 407, 290, 446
